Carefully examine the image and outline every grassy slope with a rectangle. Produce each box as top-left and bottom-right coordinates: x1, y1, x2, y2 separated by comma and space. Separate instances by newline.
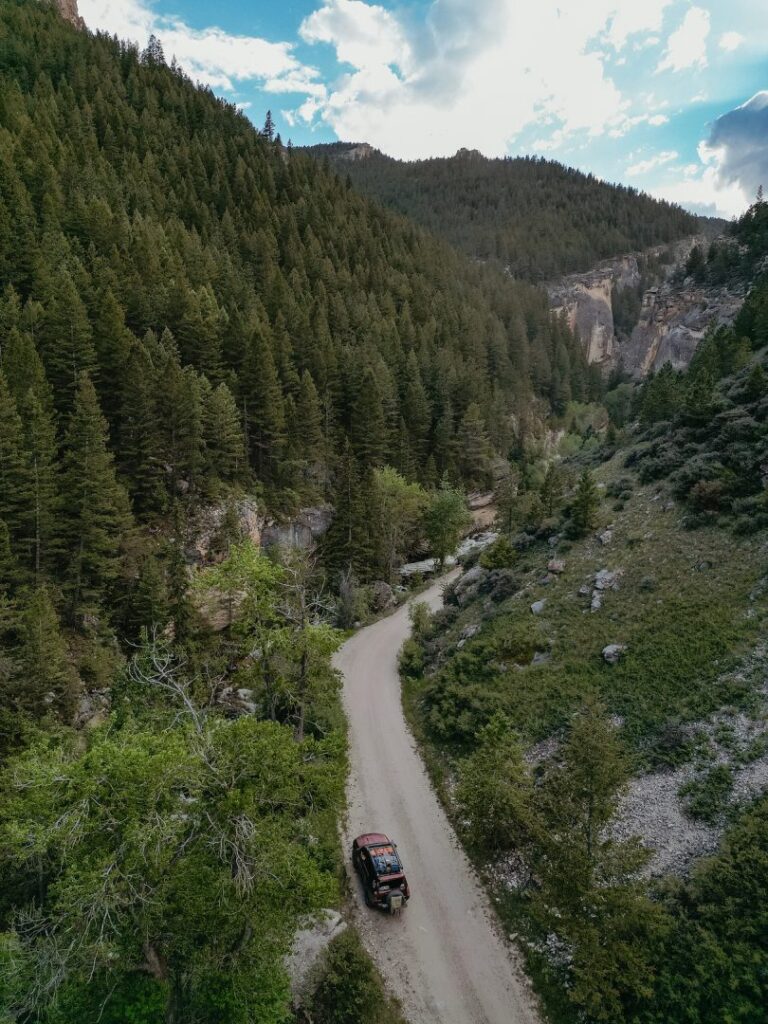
402, 451, 768, 1023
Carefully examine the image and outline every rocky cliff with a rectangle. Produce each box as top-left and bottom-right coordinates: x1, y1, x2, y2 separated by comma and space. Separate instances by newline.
547, 253, 643, 364
547, 236, 745, 377
53, 0, 83, 28
620, 277, 745, 376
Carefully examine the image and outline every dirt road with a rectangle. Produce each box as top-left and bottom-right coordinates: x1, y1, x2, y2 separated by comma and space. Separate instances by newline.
334, 574, 540, 1024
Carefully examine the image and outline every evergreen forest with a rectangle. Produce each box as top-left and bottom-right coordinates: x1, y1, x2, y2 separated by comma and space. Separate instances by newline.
304, 143, 698, 281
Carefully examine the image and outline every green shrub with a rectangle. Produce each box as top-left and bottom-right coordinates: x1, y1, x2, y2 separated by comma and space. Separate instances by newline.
309, 930, 404, 1024
680, 764, 734, 822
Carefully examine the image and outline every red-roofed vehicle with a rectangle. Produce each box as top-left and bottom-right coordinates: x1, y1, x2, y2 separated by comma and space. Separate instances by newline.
352, 833, 410, 913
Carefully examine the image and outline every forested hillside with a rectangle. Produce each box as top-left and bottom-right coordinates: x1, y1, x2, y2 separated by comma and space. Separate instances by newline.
0, 1, 588, 1019
402, 199, 768, 1024
305, 144, 697, 281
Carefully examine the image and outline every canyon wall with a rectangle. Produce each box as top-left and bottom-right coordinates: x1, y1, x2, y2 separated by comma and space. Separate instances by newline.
547, 236, 745, 377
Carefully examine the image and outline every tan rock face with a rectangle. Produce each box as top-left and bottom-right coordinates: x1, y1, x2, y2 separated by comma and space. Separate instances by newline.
547, 235, 745, 377
547, 253, 642, 365
54, 0, 84, 27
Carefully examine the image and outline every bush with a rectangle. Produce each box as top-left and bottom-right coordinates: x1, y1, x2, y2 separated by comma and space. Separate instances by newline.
680, 764, 734, 822
309, 930, 404, 1024
479, 536, 517, 570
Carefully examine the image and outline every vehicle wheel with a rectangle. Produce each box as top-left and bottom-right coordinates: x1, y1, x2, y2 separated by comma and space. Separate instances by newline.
363, 887, 374, 908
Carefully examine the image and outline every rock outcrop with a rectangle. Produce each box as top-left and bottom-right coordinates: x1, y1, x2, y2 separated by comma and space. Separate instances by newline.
547, 234, 745, 376
54, 0, 84, 27
548, 253, 642, 364
620, 277, 745, 377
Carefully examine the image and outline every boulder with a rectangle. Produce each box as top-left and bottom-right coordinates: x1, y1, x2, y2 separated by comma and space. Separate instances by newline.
578, 584, 591, 597
371, 580, 396, 612
597, 529, 613, 546
531, 599, 546, 615
216, 686, 259, 717
594, 568, 624, 591
531, 650, 551, 665
591, 590, 603, 613
602, 643, 628, 665
285, 909, 347, 1006
547, 559, 566, 574
261, 505, 333, 551
460, 623, 481, 642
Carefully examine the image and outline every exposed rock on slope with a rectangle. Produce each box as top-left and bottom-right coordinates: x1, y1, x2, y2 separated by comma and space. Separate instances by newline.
53, 0, 83, 27
548, 235, 745, 375
620, 277, 745, 376
547, 253, 642, 363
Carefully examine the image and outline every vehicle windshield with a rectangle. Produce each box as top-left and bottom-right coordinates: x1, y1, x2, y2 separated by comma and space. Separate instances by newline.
369, 844, 402, 875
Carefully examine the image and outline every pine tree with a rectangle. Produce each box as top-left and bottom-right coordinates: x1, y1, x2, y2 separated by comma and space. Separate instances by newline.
263, 110, 275, 142
241, 322, 286, 485
12, 585, 79, 719
60, 375, 133, 620
36, 268, 97, 416
17, 389, 59, 579
203, 382, 246, 482
350, 367, 387, 469
0, 371, 27, 555
571, 469, 600, 536
119, 339, 166, 516
457, 402, 491, 489
539, 463, 563, 517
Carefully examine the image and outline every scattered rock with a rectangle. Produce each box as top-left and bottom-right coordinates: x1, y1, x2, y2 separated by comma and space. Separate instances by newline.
531, 650, 551, 665
286, 909, 347, 1006
590, 590, 603, 613
454, 565, 488, 605
547, 535, 560, 547
531, 600, 546, 615
597, 528, 613, 546
73, 690, 110, 729
371, 580, 396, 612
578, 584, 591, 597
457, 623, 481, 648
594, 568, 624, 591
547, 559, 566, 574
602, 643, 627, 664
216, 686, 259, 717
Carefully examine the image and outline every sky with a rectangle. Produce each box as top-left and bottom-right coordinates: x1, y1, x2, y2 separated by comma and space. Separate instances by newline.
78, 0, 768, 219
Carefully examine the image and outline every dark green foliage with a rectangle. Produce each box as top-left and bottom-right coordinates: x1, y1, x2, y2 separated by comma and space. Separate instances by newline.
643, 797, 768, 1024
679, 764, 734, 822
308, 930, 406, 1024
59, 374, 133, 620
305, 145, 695, 281
569, 468, 600, 536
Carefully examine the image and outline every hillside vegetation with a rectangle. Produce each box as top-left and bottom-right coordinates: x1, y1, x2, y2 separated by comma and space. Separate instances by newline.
306, 143, 697, 281
402, 200, 768, 1024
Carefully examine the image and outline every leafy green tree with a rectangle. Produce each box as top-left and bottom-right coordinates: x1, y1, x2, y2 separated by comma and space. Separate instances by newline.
0, 715, 342, 1024
424, 480, 470, 566
370, 466, 427, 580
59, 375, 132, 620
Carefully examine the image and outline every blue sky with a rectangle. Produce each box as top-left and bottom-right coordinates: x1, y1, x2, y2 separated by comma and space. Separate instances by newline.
79, 0, 768, 218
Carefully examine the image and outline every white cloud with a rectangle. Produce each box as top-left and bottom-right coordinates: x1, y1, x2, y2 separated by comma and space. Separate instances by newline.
79, 0, 322, 95
626, 150, 678, 175
300, 0, 413, 73
605, 0, 674, 49
292, 0, 695, 160
719, 31, 745, 53
657, 7, 710, 73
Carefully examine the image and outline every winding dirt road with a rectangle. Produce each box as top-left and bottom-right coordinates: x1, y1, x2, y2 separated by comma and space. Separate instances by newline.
335, 574, 539, 1024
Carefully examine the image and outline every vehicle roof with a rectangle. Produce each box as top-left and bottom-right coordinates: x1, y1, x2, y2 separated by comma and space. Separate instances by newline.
354, 832, 390, 847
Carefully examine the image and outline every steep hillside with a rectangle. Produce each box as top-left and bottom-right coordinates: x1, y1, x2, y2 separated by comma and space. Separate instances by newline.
305, 143, 697, 281
0, 2, 583, 1020
401, 199, 768, 1024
